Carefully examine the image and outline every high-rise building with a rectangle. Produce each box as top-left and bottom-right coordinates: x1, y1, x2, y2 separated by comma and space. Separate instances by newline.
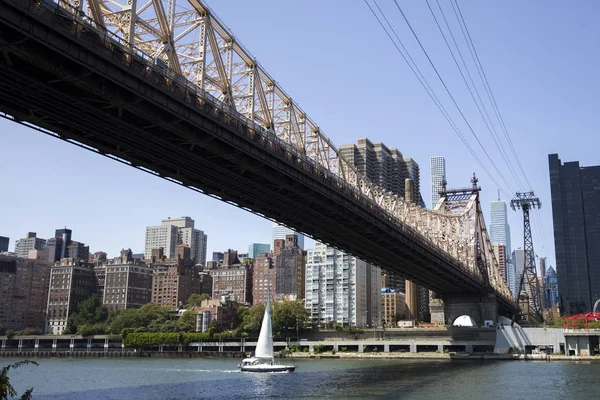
338, 137, 412, 198
506, 261, 517, 299
492, 243, 507, 281
46, 258, 96, 334
305, 242, 381, 328
404, 158, 426, 207
512, 248, 534, 300
252, 254, 276, 304
150, 246, 199, 309
212, 252, 224, 264
381, 289, 407, 327
0, 236, 9, 253
544, 266, 559, 309
210, 264, 253, 305
549, 154, 600, 315
272, 223, 305, 250
102, 249, 153, 312
14, 232, 46, 259
248, 243, 270, 260
145, 217, 207, 266
275, 234, 306, 301
430, 156, 446, 208
490, 200, 512, 259
0, 254, 51, 332
538, 257, 547, 279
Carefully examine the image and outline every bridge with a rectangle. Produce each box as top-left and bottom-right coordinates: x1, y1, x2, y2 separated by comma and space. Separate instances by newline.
0, 0, 517, 322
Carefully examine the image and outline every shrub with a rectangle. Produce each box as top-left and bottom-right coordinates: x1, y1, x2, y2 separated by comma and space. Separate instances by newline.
122, 332, 182, 348
313, 344, 325, 354
340, 346, 348, 353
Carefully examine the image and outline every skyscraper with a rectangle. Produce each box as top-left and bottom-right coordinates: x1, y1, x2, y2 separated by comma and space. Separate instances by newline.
145, 217, 207, 266
505, 261, 517, 300
271, 223, 304, 249
544, 266, 559, 309
14, 233, 46, 259
0, 236, 9, 253
430, 156, 446, 208
549, 154, 600, 315
338, 137, 411, 198
490, 200, 512, 258
404, 158, 426, 207
538, 257, 547, 280
275, 234, 306, 301
305, 242, 381, 328
248, 243, 270, 259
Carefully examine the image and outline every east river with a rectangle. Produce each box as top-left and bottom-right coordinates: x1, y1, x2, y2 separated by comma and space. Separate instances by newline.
4, 357, 600, 399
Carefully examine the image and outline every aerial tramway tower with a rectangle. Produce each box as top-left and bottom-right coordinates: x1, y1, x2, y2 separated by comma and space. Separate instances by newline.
511, 192, 543, 324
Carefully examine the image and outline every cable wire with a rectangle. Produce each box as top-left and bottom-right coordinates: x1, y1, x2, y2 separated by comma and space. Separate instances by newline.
451, 0, 532, 190
363, 0, 508, 198
427, 0, 526, 193
391, 0, 517, 197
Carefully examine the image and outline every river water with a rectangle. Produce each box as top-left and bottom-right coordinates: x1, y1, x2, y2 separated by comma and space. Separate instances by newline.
4, 357, 600, 399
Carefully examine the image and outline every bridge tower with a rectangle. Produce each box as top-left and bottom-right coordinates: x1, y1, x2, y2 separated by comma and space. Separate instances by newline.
429, 174, 503, 326
511, 192, 543, 324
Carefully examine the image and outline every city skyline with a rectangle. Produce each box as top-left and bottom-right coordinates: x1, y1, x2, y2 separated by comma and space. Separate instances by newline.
3, 1, 598, 267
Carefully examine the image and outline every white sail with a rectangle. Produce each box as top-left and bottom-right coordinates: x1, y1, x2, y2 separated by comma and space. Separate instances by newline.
254, 299, 274, 360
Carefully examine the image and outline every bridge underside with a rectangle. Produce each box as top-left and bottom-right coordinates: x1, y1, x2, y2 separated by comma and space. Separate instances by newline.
0, 0, 515, 315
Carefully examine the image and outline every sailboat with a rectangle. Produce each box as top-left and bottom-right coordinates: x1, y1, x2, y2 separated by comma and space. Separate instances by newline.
238, 299, 295, 373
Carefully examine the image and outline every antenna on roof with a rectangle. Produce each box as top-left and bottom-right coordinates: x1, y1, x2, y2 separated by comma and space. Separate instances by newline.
497, 189, 500, 201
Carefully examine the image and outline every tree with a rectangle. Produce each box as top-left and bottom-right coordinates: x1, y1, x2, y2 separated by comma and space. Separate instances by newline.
65, 294, 108, 335
186, 293, 210, 309
238, 303, 266, 336
0, 360, 38, 400
177, 311, 197, 332
272, 301, 311, 336
236, 301, 311, 337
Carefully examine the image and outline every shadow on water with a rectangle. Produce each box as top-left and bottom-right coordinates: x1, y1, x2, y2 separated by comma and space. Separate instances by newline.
28, 359, 497, 400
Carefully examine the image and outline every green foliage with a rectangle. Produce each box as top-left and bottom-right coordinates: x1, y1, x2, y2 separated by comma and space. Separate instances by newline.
186, 293, 210, 308
5, 330, 15, 340
288, 345, 300, 353
587, 321, 600, 329
120, 328, 135, 340
237, 301, 310, 337
65, 294, 108, 334
108, 303, 173, 334
76, 323, 108, 337
182, 332, 211, 345
313, 344, 325, 354
122, 332, 182, 348
15, 328, 41, 336
339, 346, 348, 353
0, 360, 38, 400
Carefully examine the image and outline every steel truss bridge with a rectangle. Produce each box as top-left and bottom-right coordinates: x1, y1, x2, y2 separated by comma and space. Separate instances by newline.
0, 0, 517, 315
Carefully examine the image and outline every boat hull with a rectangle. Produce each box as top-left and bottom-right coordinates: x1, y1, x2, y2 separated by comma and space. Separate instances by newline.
240, 365, 295, 373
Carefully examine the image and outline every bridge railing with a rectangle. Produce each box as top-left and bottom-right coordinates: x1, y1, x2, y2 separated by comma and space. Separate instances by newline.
6, 0, 495, 292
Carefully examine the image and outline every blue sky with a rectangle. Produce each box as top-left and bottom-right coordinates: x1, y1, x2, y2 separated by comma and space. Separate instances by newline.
1, 0, 599, 270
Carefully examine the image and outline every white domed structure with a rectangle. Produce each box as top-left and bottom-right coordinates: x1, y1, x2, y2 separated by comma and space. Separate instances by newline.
453, 315, 477, 327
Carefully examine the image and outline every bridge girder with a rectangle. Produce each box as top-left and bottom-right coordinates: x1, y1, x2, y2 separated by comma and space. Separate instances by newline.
0, 0, 515, 313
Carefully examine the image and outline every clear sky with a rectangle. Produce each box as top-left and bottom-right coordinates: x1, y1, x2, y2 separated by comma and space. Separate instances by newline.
1, 0, 599, 270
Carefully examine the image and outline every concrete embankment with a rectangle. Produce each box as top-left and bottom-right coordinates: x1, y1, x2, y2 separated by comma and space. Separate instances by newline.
2, 350, 599, 362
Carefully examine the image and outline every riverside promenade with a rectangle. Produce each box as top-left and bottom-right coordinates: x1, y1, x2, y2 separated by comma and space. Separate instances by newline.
1, 325, 590, 359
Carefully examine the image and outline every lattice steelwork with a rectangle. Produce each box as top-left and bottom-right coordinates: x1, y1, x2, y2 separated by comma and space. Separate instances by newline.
54, 0, 511, 301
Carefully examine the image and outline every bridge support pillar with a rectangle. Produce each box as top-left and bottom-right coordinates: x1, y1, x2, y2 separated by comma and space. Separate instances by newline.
443, 293, 498, 327
358, 344, 364, 353
384, 344, 390, 353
